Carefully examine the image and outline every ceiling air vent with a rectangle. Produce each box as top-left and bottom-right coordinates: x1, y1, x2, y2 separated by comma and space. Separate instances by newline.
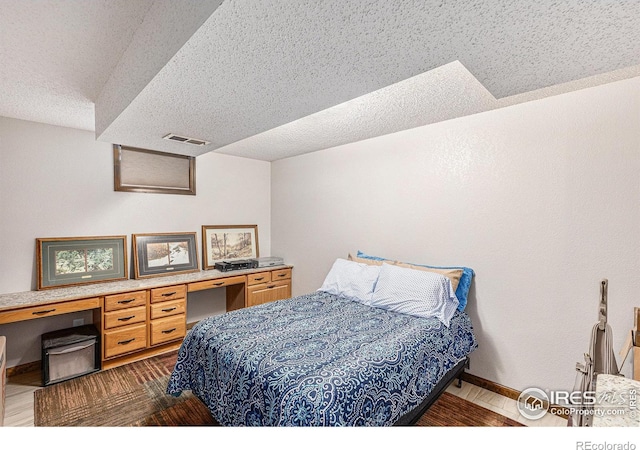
163, 133, 210, 146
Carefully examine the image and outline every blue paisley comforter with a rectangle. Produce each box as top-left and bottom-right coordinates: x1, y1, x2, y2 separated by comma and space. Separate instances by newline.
166, 291, 477, 426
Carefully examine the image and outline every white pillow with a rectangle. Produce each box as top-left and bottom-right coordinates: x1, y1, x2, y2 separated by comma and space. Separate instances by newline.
369, 263, 459, 326
317, 258, 380, 304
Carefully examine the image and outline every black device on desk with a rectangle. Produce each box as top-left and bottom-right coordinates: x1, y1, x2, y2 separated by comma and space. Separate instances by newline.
215, 259, 259, 272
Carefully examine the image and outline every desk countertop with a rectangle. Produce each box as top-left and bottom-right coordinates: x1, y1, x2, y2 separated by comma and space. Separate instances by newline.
0, 265, 292, 312
593, 374, 640, 426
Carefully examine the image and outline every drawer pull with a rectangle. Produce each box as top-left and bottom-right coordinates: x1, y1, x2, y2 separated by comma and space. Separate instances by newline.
118, 316, 135, 321
118, 338, 135, 345
161, 291, 177, 297
161, 328, 177, 334
254, 277, 265, 281
267, 285, 276, 289
277, 274, 286, 277
213, 282, 225, 286
161, 307, 177, 313
118, 299, 135, 304
32, 309, 56, 315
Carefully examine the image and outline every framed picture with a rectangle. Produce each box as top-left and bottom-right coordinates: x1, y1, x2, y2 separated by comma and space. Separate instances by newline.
202, 225, 259, 270
36, 236, 128, 290
132, 232, 199, 279
113, 144, 196, 195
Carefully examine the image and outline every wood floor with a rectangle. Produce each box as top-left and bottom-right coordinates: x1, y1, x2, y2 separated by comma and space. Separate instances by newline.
3, 369, 567, 427
444, 380, 567, 427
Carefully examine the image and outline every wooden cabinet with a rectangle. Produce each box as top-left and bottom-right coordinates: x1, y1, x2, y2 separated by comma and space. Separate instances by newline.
0, 265, 293, 373
247, 268, 292, 307
149, 284, 187, 347
101, 285, 187, 362
102, 290, 148, 360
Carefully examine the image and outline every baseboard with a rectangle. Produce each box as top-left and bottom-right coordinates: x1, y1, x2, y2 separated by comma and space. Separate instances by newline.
6, 360, 40, 378
461, 372, 568, 420
461, 372, 520, 400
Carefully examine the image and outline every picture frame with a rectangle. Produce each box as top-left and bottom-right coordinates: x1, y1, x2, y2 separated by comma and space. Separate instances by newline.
113, 144, 196, 195
201, 225, 259, 270
132, 232, 199, 279
36, 236, 128, 290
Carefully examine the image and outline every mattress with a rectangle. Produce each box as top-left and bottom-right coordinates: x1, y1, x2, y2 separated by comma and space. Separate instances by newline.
167, 291, 477, 426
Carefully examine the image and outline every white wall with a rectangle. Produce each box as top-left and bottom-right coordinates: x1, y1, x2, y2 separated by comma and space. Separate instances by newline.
0, 116, 271, 367
271, 77, 640, 393
3, 76, 639, 394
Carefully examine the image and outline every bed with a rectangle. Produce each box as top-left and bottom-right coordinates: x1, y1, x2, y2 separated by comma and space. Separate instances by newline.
167, 256, 478, 426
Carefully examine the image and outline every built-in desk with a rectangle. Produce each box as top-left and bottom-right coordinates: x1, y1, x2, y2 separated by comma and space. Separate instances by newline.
0, 265, 292, 371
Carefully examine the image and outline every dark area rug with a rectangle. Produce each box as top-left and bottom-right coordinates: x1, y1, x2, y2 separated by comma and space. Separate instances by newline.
34, 351, 216, 426
34, 351, 523, 427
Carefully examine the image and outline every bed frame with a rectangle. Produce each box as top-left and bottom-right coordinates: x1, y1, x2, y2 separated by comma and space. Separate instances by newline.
189, 355, 471, 427
394, 356, 470, 426
191, 355, 471, 426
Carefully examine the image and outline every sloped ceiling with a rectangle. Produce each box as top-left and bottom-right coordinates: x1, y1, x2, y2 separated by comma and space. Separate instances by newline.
1, 0, 640, 161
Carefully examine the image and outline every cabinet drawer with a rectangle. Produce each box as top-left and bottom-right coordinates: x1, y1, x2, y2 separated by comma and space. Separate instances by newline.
104, 324, 147, 359
103, 306, 147, 329
187, 275, 246, 292
150, 299, 186, 320
150, 285, 186, 303
0, 297, 100, 325
271, 268, 292, 281
150, 315, 186, 346
104, 291, 147, 312
247, 280, 291, 307
247, 272, 271, 286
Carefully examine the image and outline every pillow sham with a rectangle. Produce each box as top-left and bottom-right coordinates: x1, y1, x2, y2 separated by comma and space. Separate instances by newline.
369, 263, 459, 327
348, 253, 462, 292
356, 250, 474, 311
318, 258, 380, 304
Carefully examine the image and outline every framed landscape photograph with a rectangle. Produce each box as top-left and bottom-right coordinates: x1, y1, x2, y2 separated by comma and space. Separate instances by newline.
36, 236, 128, 290
132, 232, 199, 279
202, 225, 258, 270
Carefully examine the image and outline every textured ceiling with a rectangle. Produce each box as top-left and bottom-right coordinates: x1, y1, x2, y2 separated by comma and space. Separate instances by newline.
2, 0, 640, 161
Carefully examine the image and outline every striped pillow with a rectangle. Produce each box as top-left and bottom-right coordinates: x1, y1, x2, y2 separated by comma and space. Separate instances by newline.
348, 253, 463, 293
356, 250, 473, 312
369, 263, 459, 326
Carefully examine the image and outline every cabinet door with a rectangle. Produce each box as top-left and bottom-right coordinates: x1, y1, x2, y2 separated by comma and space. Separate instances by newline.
247, 280, 291, 308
